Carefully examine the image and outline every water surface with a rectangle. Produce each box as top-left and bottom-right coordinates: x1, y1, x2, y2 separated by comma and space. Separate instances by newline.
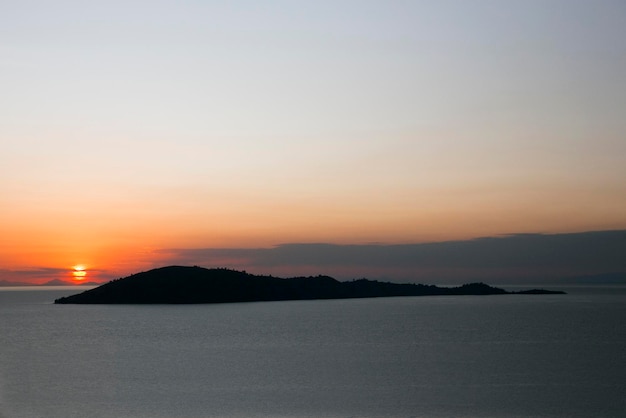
1, 286, 624, 417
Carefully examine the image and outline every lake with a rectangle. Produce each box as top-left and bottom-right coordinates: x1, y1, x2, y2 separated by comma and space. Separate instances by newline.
1, 285, 625, 418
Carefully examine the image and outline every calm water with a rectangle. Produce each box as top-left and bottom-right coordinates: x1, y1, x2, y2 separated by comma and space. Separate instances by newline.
1, 286, 625, 418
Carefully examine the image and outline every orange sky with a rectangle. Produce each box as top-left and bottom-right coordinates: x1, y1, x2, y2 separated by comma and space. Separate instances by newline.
2, 1, 626, 284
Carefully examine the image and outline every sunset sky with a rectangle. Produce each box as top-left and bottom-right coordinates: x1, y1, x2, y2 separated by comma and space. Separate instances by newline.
2, 1, 625, 284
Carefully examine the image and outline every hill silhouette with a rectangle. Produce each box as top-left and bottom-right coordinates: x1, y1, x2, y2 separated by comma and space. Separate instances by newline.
54, 266, 564, 304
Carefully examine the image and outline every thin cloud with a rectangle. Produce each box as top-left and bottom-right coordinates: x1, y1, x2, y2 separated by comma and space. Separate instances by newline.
0, 267, 117, 284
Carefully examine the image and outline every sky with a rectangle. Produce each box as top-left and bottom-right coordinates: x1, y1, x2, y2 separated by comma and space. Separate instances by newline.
2, 0, 626, 284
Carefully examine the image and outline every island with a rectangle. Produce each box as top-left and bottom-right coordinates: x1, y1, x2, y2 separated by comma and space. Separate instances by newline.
54, 266, 565, 304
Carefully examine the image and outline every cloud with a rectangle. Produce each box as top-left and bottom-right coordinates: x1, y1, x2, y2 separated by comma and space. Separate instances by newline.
156, 230, 626, 283
0, 267, 68, 281
0, 267, 117, 285
0, 267, 82, 285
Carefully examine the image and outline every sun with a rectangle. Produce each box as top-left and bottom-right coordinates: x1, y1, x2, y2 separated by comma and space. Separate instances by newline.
72, 265, 87, 281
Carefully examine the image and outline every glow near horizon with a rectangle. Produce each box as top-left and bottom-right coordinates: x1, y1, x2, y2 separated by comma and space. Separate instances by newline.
1, 0, 626, 282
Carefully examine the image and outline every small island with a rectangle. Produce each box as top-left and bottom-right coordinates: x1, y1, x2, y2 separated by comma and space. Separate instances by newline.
54, 266, 565, 304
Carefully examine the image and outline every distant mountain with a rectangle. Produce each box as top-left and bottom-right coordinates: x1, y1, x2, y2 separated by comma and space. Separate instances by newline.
54, 266, 564, 304
39, 279, 72, 286
39, 279, 101, 286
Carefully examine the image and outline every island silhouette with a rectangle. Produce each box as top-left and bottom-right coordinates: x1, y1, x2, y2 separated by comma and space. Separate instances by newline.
54, 266, 564, 304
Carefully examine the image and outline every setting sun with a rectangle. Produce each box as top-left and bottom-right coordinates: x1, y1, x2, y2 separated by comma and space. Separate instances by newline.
72, 265, 87, 280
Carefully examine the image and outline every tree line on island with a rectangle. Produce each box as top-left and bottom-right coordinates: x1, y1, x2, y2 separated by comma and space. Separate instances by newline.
54, 266, 564, 304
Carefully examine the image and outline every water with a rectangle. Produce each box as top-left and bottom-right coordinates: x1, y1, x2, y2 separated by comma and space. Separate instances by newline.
1, 286, 625, 418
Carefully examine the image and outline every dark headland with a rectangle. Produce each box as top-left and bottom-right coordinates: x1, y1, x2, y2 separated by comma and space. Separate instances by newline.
54, 266, 565, 304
